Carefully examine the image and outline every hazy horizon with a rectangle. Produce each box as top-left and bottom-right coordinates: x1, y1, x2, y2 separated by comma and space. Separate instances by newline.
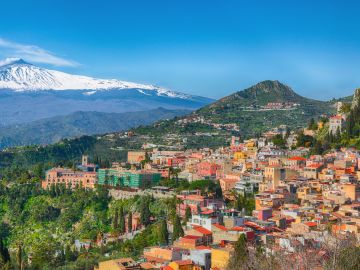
0, 0, 359, 100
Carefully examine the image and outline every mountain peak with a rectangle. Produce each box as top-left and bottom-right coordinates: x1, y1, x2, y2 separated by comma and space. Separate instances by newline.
249, 80, 294, 94
213, 80, 304, 107
0, 58, 29, 67
238, 80, 298, 100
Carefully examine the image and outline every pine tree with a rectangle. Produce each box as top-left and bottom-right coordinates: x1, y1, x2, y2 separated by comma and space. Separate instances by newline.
119, 206, 126, 233
128, 211, 133, 232
172, 215, 184, 242
158, 219, 169, 245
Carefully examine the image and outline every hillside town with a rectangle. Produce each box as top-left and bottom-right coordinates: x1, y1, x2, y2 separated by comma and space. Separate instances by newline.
38, 107, 360, 270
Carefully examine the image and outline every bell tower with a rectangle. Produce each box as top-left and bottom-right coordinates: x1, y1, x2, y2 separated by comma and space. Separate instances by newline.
82, 155, 89, 166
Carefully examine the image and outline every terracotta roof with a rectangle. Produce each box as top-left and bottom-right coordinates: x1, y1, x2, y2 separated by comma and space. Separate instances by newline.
230, 226, 246, 231
172, 260, 193, 266
304, 221, 317, 227
182, 235, 201, 240
140, 262, 156, 269
201, 209, 214, 215
196, 245, 211, 250
143, 255, 168, 263
212, 223, 228, 231
288, 156, 307, 161
193, 226, 212, 235
306, 164, 322, 168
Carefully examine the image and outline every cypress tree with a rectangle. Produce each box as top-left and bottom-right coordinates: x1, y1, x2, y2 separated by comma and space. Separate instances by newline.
112, 208, 119, 231
197, 204, 202, 214
172, 215, 184, 242
17, 244, 23, 270
184, 206, 192, 224
119, 206, 126, 233
0, 238, 10, 266
158, 219, 169, 245
140, 203, 151, 226
127, 211, 133, 232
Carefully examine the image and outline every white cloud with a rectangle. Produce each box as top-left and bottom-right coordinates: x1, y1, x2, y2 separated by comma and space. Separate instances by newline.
0, 38, 79, 67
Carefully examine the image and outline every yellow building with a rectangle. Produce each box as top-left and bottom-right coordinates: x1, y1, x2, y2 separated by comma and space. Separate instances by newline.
245, 140, 256, 148
264, 166, 283, 189
339, 184, 360, 201
234, 151, 247, 161
297, 186, 319, 201
211, 247, 232, 270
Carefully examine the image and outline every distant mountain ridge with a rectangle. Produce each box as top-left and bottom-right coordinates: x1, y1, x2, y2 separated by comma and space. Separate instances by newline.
0, 108, 190, 149
0, 80, 346, 169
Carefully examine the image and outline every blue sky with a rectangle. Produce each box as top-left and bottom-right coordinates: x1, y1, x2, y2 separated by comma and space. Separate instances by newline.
0, 0, 359, 99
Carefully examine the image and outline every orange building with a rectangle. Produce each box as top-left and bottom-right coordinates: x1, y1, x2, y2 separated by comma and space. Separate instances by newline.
143, 246, 182, 264
174, 235, 204, 250
42, 168, 97, 189
168, 260, 193, 270
185, 226, 213, 246
95, 258, 140, 270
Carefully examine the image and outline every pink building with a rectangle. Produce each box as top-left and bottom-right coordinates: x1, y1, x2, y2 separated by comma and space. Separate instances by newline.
252, 208, 273, 221
196, 162, 221, 179
42, 168, 97, 189
177, 191, 206, 216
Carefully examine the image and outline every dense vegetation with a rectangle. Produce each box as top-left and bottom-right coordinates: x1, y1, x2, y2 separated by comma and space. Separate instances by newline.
0, 162, 228, 269
0, 168, 194, 269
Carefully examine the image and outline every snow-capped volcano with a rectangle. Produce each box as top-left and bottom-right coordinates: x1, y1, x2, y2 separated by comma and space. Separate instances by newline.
0, 58, 189, 99
0, 58, 213, 127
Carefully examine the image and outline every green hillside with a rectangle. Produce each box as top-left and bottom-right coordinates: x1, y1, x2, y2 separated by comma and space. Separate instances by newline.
0, 81, 339, 169
0, 108, 190, 149
196, 80, 334, 134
